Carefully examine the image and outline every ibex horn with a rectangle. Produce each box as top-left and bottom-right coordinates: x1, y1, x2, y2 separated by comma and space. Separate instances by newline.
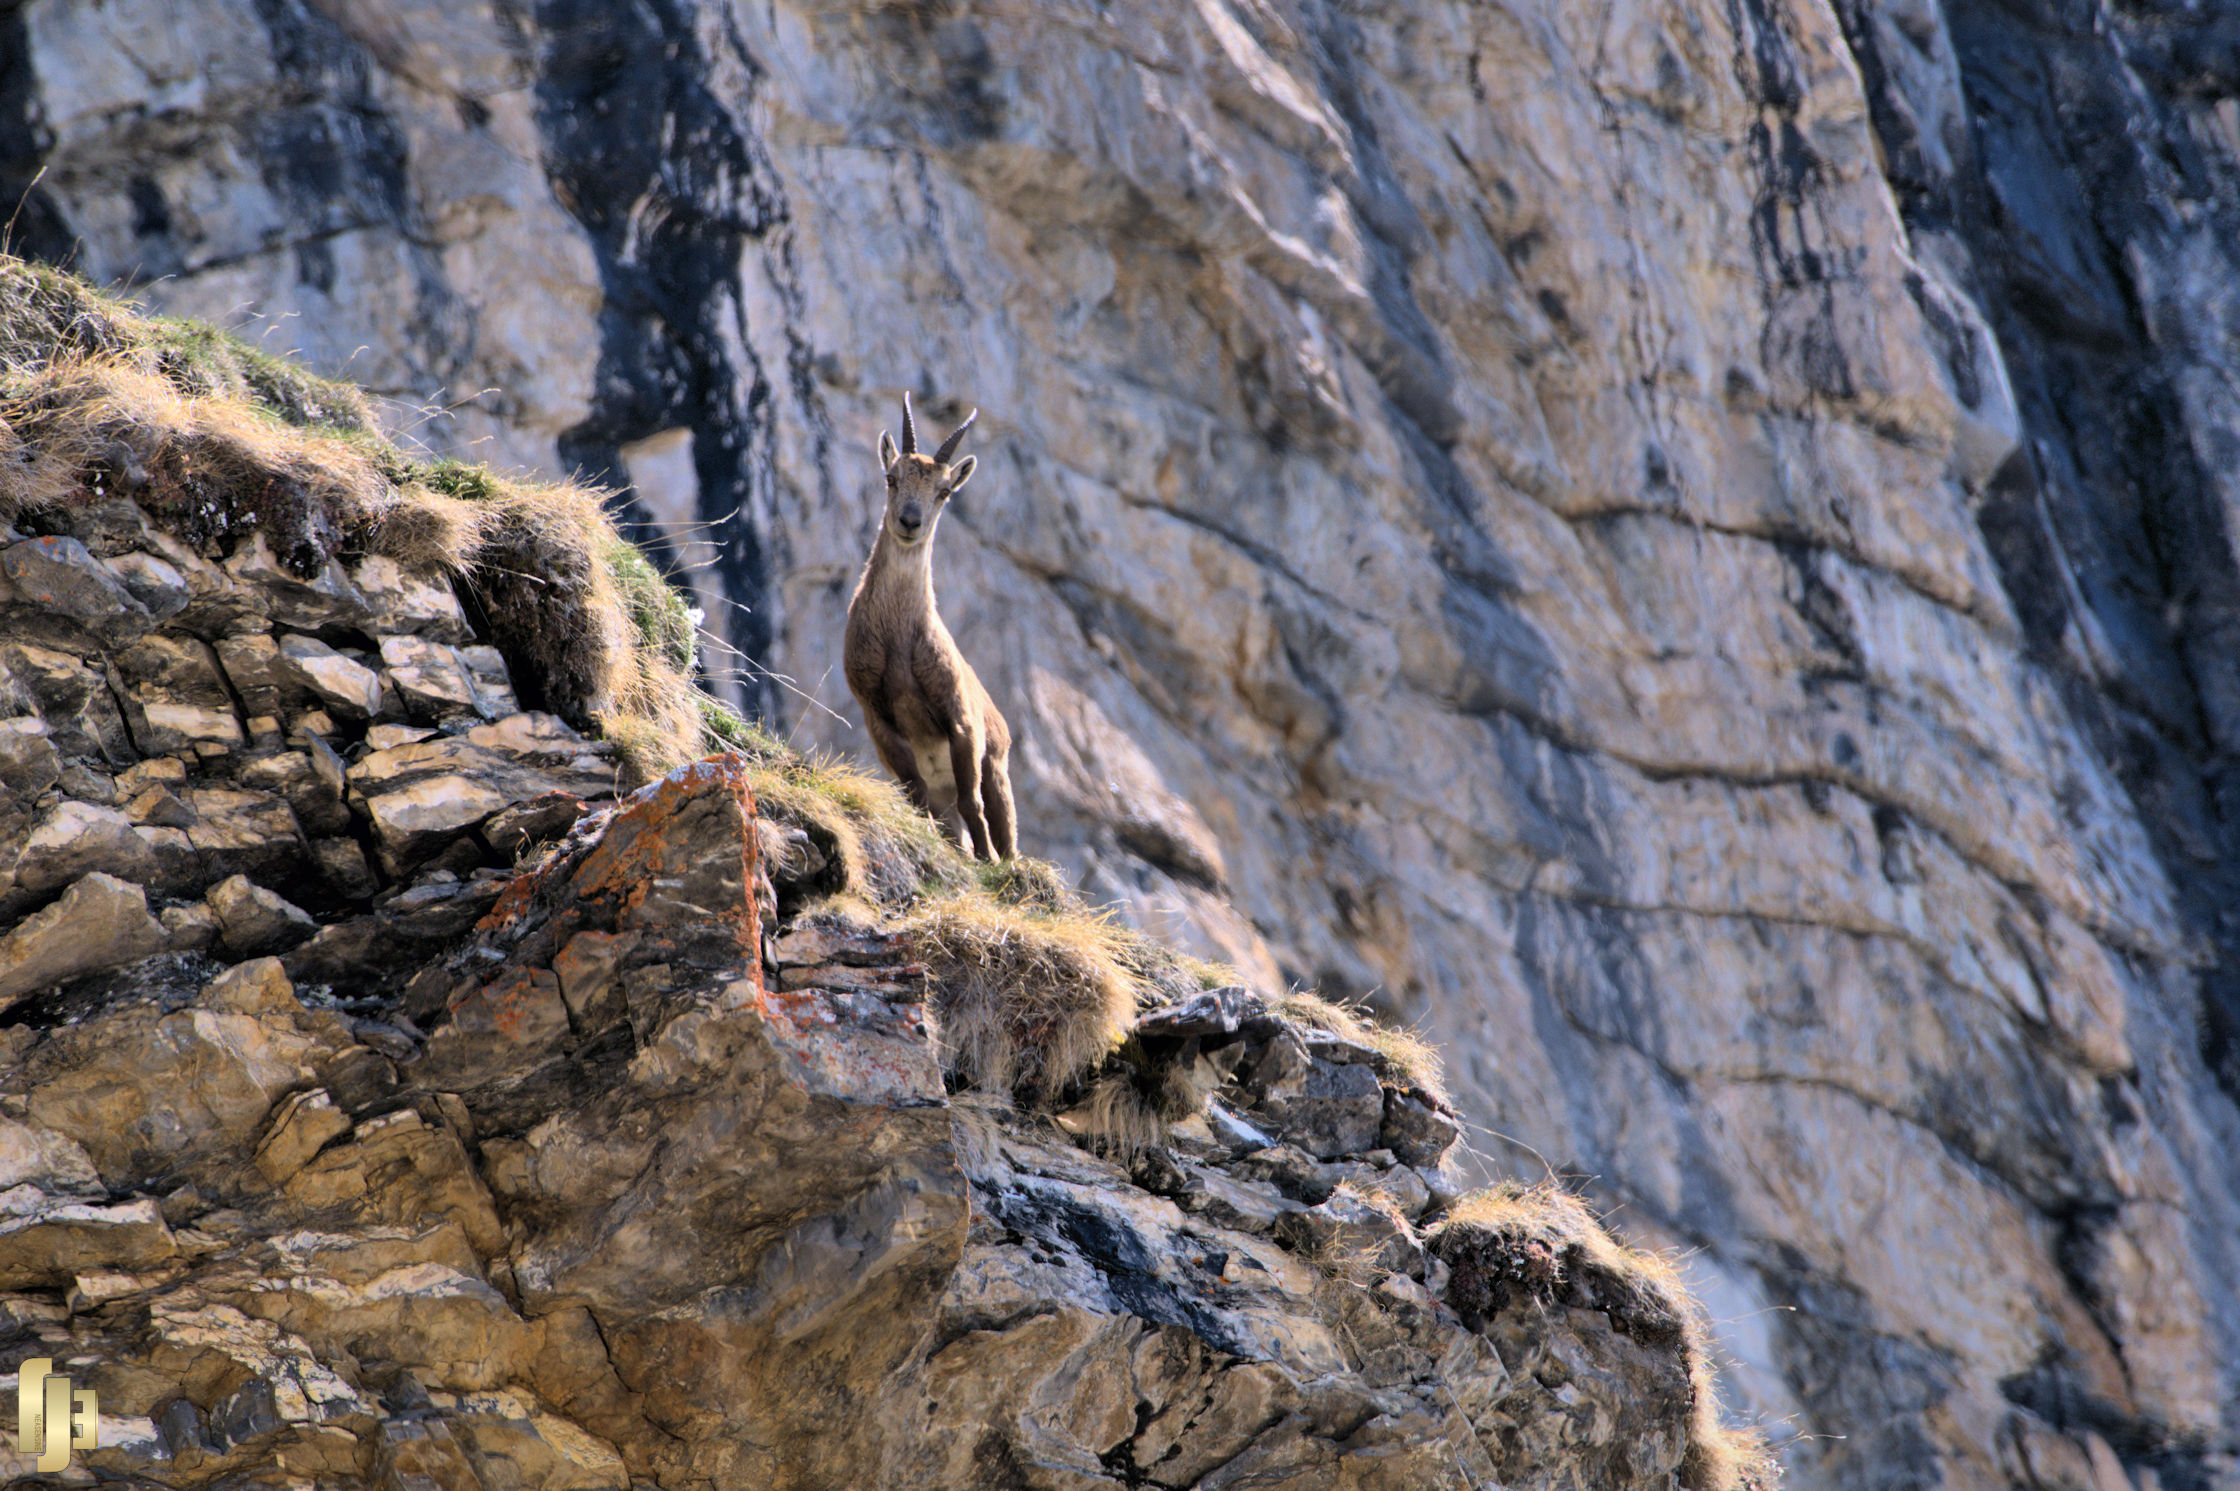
934, 408, 978, 466
900, 390, 918, 456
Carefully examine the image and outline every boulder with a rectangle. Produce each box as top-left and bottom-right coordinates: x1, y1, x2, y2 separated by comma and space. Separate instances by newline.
0, 534, 153, 645
0, 871, 168, 1005
206, 874, 318, 956
3, 799, 161, 897
0, 717, 59, 796
273, 634, 384, 720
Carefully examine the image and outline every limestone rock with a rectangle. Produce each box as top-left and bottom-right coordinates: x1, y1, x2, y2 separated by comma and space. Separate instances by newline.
273, 633, 383, 721
351, 554, 474, 644
0, 533, 153, 646
1, 798, 162, 900
10, 0, 2240, 1479
0, 870, 168, 1005
0, 1196, 177, 1288
379, 634, 492, 720
251, 1088, 351, 1183
0, 717, 60, 796
206, 874, 318, 956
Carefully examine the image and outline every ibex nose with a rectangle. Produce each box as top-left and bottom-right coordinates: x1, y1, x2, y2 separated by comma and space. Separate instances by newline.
897, 503, 925, 533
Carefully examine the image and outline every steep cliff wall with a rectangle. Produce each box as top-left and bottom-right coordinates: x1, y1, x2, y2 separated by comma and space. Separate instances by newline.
5, 2, 2240, 1489
0, 302, 1766, 1487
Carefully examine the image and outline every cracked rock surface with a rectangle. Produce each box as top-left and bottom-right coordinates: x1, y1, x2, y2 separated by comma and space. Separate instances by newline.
9, 0, 2240, 1487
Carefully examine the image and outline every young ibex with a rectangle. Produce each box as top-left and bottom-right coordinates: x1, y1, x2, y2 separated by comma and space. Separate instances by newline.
844, 392, 1017, 860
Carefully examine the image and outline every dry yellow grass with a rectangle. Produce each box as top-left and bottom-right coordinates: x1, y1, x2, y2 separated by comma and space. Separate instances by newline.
1273, 989, 1447, 1102
744, 745, 968, 906
0, 256, 712, 783
1428, 1182, 1777, 1491
907, 892, 1142, 1103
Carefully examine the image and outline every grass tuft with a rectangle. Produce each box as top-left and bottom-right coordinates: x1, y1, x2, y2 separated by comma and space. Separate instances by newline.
0, 254, 707, 780
907, 892, 1142, 1103
1272, 989, 1447, 1103
1428, 1183, 1776, 1491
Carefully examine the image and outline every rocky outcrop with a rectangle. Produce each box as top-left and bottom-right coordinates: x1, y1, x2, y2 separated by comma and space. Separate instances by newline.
0, 539, 1731, 1486
0, 358, 1775, 1489
8, 2, 2240, 1489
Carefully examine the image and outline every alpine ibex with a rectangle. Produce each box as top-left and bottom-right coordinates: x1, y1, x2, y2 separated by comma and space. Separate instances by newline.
844, 392, 1017, 860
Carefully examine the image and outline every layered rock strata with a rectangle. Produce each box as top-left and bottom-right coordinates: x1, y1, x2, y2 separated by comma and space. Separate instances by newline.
9, 1, 2240, 1488
0, 734, 1725, 1491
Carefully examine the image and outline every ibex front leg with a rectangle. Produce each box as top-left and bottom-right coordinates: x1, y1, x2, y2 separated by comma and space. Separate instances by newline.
866, 711, 937, 817
949, 724, 995, 861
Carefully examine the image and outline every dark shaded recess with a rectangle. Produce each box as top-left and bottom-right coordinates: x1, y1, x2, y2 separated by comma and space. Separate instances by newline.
1824, 0, 2240, 1476
2004, 1351, 2214, 1491
0, 1, 77, 266
973, 1178, 1263, 1360
529, 0, 788, 715
1831, 0, 2240, 1101
1763, 1249, 1957, 1491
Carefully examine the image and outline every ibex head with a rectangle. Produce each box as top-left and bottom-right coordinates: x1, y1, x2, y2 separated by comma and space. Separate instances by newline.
876, 391, 977, 548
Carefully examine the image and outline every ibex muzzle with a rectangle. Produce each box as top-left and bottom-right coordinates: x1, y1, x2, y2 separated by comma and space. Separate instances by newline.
843, 393, 1017, 860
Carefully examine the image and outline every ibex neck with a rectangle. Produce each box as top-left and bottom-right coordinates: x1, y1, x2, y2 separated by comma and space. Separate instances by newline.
867, 528, 939, 612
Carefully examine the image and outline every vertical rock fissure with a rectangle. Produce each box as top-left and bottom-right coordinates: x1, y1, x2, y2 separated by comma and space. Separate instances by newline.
527, 0, 793, 718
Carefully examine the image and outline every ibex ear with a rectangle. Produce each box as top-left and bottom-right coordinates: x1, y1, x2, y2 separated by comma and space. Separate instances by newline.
878, 431, 900, 472
945, 454, 976, 494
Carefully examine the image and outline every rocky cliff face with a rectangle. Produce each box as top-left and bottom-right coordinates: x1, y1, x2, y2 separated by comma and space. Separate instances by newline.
5, 2, 2240, 1489
0, 350, 1763, 1489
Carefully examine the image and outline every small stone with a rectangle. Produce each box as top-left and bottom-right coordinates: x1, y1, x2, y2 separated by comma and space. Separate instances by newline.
252, 1088, 351, 1183
1204, 1095, 1278, 1155
1165, 1159, 1303, 1234
302, 730, 348, 797
1329, 1158, 1433, 1219
420, 966, 571, 1086
1136, 985, 1269, 1041
459, 646, 519, 715
1274, 1187, 1425, 1280
215, 633, 287, 716
367, 723, 439, 750
379, 634, 488, 718
0, 1197, 177, 1289
0, 534, 153, 643
246, 715, 285, 748
223, 531, 371, 631
1380, 1089, 1462, 1167
137, 700, 246, 753
274, 635, 383, 721
5, 799, 161, 896
484, 792, 589, 858
205, 874, 318, 956
349, 554, 473, 642
309, 837, 381, 899
237, 749, 351, 836
126, 785, 197, 828
203, 957, 302, 1017
0, 871, 170, 1005
1230, 1145, 1338, 1204
117, 756, 190, 795
1251, 1056, 1387, 1160
160, 902, 220, 952
291, 710, 340, 742
184, 787, 306, 882
0, 718, 60, 796
54, 763, 114, 804
136, 826, 202, 893
551, 929, 638, 1027
360, 775, 511, 875
1413, 1153, 1470, 1216
104, 550, 191, 619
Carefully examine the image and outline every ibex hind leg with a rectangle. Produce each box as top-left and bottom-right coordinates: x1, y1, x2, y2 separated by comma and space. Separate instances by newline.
984, 752, 1017, 860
